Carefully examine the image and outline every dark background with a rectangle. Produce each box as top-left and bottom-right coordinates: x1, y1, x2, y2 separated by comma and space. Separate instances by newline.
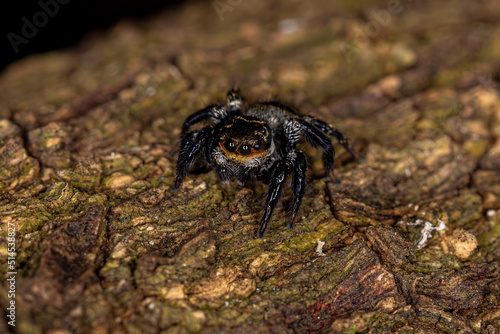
1, 0, 187, 72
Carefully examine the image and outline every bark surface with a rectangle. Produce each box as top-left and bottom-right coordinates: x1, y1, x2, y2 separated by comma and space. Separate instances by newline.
1, 0, 500, 333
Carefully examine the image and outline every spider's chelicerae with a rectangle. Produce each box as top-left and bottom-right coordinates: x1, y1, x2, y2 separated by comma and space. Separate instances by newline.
174, 89, 358, 238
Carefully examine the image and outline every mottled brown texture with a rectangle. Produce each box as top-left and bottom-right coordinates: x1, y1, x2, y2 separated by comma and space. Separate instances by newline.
1, 0, 500, 333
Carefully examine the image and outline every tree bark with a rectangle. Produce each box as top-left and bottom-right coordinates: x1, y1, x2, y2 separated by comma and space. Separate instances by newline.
1, 0, 500, 333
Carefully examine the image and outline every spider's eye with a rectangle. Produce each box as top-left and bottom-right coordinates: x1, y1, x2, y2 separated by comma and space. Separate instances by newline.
218, 136, 224, 142
224, 141, 236, 152
239, 145, 251, 155
253, 143, 261, 150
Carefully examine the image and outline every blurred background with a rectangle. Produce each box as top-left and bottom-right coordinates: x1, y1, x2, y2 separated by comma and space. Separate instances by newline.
1, 0, 187, 71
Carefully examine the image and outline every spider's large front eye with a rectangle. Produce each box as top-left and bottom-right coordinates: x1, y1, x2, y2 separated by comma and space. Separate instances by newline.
224, 141, 236, 152
239, 145, 251, 155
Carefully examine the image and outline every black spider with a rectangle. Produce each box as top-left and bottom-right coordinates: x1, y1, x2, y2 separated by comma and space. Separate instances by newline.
174, 89, 358, 238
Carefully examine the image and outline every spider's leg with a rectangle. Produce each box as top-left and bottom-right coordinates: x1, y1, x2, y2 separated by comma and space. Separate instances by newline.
305, 117, 360, 160
226, 88, 243, 118
297, 119, 335, 171
289, 151, 307, 229
174, 128, 212, 189
258, 157, 293, 238
206, 136, 216, 164
181, 105, 227, 137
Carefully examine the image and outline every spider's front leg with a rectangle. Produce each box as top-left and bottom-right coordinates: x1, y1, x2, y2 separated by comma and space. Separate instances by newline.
174, 128, 213, 189
181, 105, 227, 138
258, 151, 307, 238
289, 151, 307, 229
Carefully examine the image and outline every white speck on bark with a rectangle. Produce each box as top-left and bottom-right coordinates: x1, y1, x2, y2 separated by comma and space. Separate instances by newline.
316, 240, 326, 256
402, 218, 446, 250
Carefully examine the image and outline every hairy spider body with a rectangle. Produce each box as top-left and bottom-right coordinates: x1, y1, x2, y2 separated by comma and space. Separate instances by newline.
174, 89, 357, 238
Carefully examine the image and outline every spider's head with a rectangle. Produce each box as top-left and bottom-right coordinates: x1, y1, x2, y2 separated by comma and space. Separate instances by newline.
216, 116, 271, 162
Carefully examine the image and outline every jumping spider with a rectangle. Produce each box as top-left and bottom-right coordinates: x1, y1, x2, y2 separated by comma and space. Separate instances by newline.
174, 89, 358, 238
